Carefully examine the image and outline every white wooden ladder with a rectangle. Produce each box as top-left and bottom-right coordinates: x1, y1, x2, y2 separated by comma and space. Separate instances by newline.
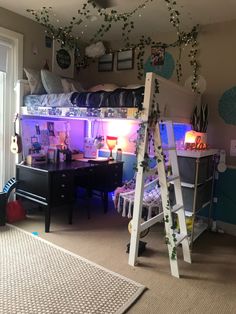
128, 74, 191, 278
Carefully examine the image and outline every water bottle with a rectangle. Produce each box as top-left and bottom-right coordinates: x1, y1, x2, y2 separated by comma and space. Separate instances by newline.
116, 148, 122, 162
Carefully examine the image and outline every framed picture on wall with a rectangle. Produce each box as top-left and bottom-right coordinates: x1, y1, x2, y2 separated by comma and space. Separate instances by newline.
98, 53, 114, 72
52, 40, 75, 78
117, 49, 134, 70
151, 47, 165, 66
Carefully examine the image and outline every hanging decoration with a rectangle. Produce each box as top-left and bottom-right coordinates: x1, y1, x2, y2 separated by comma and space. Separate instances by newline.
27, 0, 201, 91
85, 41, 106, 58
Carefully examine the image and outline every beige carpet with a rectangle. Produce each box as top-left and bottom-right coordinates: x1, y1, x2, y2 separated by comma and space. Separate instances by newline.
0, 224, 145, 314
10, 198, 236, 313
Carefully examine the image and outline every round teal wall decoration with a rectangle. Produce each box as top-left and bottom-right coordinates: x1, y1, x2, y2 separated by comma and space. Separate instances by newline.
219, 86, 236, 125
144, 51, 175, 79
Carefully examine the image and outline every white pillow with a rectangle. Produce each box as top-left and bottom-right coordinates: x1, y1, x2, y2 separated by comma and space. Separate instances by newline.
88, 83, 119, 92
41, 70, 63, 94
123, 84, 144, 89
61, 78, 85, 93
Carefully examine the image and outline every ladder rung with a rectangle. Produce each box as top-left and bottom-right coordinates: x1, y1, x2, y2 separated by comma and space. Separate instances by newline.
167, 175, 180, 183
171, 204, 184, 213
175, 233, 188, 246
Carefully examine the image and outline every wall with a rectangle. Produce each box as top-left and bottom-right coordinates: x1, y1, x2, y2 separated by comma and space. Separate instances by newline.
0, 7, 51, 74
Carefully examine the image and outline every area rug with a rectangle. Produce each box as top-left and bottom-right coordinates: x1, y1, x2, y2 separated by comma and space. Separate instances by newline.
0, 225, 146, 314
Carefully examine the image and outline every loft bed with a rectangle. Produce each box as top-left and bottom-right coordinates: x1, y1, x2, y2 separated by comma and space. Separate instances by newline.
16, 73, 200, 122
16, 72, 200, 274
16, 72, 201, 197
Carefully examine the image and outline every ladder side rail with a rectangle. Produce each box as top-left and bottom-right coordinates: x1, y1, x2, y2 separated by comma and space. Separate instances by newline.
166, 122, 183, 204
165, 122, 191, 263
153, 123, 180, 278
128, 72, 156, 266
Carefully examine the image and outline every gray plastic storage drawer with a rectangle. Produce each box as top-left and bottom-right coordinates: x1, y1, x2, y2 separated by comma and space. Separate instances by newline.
178, 156, 214, 185
182, 180, 212, 212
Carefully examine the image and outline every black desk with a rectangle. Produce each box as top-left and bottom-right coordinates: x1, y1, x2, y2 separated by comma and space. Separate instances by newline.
16, 160, 123, 232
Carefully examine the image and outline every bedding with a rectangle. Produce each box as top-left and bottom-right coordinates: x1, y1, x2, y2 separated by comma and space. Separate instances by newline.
24, 86, 144, 110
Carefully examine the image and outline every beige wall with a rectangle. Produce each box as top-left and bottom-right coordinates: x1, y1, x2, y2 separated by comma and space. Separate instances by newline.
198, 21, 236, 165
0, 7, 52, 74
1, 6, 236, 164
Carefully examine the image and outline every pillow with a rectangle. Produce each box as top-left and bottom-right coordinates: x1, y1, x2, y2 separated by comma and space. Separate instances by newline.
123, 84, 144, 89
41, 70, 63, 94
88, 83, 119, 92
24, 68, 46, 95
61, 78, 85, 93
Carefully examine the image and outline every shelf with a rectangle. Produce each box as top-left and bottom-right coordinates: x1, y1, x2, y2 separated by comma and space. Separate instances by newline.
181, 182, 195, 188
177, 149, 218, 158
185, 210, 193, 217
190, 222, 208, 242
20, 106, 142, 122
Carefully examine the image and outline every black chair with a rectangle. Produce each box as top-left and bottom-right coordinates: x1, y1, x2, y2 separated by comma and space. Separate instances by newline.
0, 178, 17, 226
75, 160, 110, 219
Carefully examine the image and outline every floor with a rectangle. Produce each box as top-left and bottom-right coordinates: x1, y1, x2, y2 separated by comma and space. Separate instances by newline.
11, 196, 236, 313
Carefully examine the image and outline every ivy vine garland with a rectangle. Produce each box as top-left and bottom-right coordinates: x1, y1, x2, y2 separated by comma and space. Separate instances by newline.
27, 0, 201, 92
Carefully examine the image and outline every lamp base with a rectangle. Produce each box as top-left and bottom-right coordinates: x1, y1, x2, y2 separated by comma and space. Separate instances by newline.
108, 156, 114, 161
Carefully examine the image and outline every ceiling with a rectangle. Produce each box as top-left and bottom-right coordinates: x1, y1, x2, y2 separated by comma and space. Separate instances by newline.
1, 0, 236, 41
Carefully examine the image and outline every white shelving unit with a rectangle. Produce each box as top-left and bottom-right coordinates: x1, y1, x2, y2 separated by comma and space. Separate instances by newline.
176, 149, 218, 248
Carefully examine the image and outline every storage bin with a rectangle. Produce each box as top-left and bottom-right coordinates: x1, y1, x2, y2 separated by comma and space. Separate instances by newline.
182, 180, 212, 212
178, 155, 214, 185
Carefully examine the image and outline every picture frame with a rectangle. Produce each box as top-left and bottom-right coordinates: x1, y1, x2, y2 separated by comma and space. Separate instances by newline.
117, 49, 134, 70
47, 121, 55, 136
151, 47, 165, 66
98, 53, 114, 72
52, 40, 75, 78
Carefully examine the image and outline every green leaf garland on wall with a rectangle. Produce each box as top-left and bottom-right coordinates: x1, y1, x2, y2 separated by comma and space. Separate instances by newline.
219, 86, 236, 125
144, 51, 175, 79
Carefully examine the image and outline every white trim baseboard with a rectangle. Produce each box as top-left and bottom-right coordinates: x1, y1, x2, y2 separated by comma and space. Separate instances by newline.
216, 220, 236, 237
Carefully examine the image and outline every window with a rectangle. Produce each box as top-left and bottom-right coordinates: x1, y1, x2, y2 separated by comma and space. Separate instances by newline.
0, 28, 23, 190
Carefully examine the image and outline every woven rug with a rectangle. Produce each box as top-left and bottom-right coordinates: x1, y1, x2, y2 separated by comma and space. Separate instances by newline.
0, 225, 145, 314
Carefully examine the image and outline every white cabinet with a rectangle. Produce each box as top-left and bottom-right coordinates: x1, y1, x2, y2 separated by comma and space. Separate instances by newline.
176, 149, 218, 247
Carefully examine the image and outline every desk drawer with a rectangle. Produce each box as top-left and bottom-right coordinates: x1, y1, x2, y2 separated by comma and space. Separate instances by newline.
51, 172, 74, 205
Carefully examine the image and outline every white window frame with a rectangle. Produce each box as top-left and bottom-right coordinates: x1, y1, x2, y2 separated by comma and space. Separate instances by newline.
0, 27, 23, 189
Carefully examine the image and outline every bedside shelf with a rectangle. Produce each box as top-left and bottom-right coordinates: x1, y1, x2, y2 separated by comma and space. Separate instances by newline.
191, 222, 208, 242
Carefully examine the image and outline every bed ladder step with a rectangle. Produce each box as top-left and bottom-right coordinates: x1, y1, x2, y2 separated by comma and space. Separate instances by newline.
171, 203, 184, 214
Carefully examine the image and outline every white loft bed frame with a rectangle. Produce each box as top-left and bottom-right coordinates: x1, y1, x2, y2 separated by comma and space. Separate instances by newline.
16, 74, 200, 123
16, 73, 200, 268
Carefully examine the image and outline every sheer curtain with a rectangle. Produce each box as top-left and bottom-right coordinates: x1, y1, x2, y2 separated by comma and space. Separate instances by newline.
0, 29, 23, 190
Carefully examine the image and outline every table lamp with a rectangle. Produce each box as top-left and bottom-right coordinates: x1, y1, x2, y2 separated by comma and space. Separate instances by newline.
106, 136, 117, 160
